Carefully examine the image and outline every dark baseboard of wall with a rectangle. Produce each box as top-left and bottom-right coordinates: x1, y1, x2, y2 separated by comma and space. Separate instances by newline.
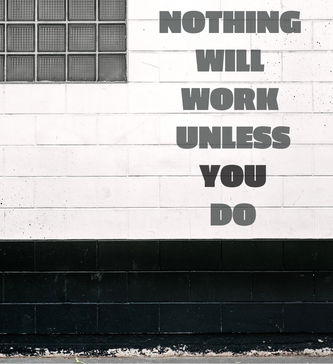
1, 333, 333, 356
0, 240, 333, 339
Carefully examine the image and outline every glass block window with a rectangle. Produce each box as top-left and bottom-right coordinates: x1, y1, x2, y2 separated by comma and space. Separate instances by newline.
0, 0, 126, 82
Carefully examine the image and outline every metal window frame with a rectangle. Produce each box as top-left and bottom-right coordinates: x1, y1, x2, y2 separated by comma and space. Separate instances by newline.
0, 0, 126, 82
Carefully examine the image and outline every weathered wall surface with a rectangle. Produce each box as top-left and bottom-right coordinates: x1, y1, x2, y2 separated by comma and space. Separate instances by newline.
0, 0, 332, 239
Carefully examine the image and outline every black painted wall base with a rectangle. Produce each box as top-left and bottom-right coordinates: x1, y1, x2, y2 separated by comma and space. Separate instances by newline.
0, 240, 333, 337
0, 334, 333, 356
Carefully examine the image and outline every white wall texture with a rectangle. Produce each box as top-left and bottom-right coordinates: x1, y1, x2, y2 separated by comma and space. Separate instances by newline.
0, 0, 332, 239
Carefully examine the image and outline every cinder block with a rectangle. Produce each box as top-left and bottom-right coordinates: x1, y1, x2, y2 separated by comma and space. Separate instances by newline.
223, 304, 283, 333
313, 21, 333, 50
252, 145, 313, 176
66, 85, 128, 114
190, 272, 252, 302
252, 208, 314, 238
159, 51, 221, 82
128, 83, 181, 113
0, 116, 35, 145
190, 147, 252, 177
128, 208, 190, 239
160, 303, 221, 333
98, 114, 159, 145
160, 176, 222, 207
253, 272, 313, 301
36, 115, 97, 145
66, 146, 127, 176
285, 304, 333, 333
220, 177, 283, 207
4, 209, 65, 239
314, 83, 333, 112
315, 209, 333, 238
128, 272, 190, 302
4, 147, 66, 176
4, 85, 66, 114
277, 83, 312, 112
283, 52, 333, 82
66, 209, 128, 239
0, 178, 34, 207
35, 177, 97, 208
128, 145, 190, 176
284, 114, 333, 145
251, 20, 312, 51
314, 141, 333, 168
283, 0, 333, 20
159, 114, 222, 145
284, 240, 333, 269
97, 177, 159, 207
128, 52, 159, 82
284, 177, 333, 207
127, 0, 161, 20
190, 208, 253, 239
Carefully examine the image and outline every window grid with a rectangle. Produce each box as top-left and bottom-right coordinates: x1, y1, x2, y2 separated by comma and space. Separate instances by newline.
1, 0, 126, 82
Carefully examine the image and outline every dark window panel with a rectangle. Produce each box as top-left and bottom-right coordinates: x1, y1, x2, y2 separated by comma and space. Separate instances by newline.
8, 0, 35, 20
98, 304, 159, 334
99, 0, 125, 21
69, 0, 95, 20
37, 55, 65, 81
98, 54, 126, 82
69, 24, 96, 52
38, 25, 65, 52
98, 24, 126, 52
38, 0, 65, 20
7, 55, 34, 81
68, 55, 96, 81
7, 25, 34, 52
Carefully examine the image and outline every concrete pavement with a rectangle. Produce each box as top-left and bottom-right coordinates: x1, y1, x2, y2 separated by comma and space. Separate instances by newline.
1, 357, 333, 364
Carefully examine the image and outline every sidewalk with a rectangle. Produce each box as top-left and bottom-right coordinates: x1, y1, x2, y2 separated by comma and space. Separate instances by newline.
1, 357, 333, 364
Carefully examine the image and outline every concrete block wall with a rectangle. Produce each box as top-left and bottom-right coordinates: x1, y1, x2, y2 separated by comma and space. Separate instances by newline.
0, 0, 330, 239
1, 240, 333, 336
1, 0, 333, 342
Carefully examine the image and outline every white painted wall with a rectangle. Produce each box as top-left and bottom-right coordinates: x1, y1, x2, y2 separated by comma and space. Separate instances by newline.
1, 0, 332, 239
